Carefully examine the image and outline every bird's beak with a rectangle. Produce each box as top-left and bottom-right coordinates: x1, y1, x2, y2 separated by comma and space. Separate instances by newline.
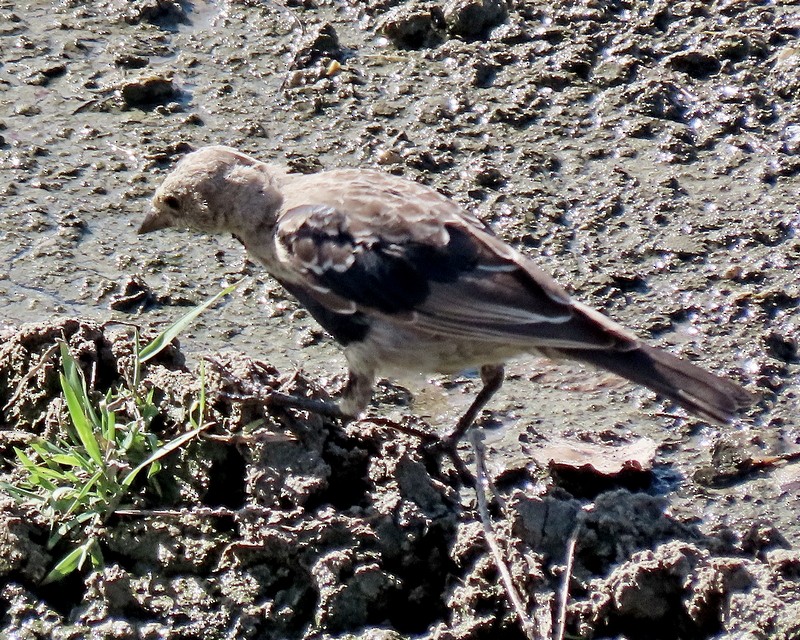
138, 209, 172, 234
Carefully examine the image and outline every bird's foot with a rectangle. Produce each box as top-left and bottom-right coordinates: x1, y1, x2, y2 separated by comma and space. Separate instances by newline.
355, 416, 474, 485
413, 428, 476, 487
430, 439, 475, 488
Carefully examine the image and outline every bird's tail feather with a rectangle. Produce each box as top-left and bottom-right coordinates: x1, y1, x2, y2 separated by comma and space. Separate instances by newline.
553, 344, 756, 424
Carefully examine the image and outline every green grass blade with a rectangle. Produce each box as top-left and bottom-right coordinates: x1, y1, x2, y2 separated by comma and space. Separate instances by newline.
194, 360, 207, 428
101, 389, 117, 447
63, 470, 104, 518
42, 539, 95, 584
60, 343, 102, 429
48, 452, 87, 468
60, 372, 104, 468
60, 342, 81, 394
132, 328, 142, 389
88, 538, 104, 569
138, 282, 240, 363
27, 465, 70, 483
121, 423, 208, 488
29, 442, 68, 473
13, 447, 59, 492
49, 511, 101, 551
146, 460, 162, 479
30, 442, 89, 473
0, 482, 43, 503
14, 446, 38, 470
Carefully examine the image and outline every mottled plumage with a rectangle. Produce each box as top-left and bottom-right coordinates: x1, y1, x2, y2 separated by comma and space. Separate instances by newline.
139, 146, 755, 441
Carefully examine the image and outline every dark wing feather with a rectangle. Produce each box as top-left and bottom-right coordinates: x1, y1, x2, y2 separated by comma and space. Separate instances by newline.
275, 203, 634, 349
277, 204, 437, 314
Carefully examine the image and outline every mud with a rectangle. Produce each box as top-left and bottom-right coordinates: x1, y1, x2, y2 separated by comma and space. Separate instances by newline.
1, 0, 799, 638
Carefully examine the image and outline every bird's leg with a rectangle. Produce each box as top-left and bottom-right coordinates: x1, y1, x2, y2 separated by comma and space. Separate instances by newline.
339, 367, 376, 418
205, 356, 350, 420
441, 364, 505, 449
252, 367, 376, 421
262, 390, 349, 419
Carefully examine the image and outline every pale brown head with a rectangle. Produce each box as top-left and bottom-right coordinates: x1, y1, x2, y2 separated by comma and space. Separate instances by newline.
139, 145, 285, 236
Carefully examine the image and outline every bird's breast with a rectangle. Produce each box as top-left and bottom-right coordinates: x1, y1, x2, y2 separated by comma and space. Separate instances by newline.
345, 318, 528, 376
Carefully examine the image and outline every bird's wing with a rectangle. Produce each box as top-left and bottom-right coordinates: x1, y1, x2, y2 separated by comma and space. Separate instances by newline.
274, 202, 636, 350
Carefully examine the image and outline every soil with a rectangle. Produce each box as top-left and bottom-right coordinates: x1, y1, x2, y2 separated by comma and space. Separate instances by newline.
1, 1, 799, 639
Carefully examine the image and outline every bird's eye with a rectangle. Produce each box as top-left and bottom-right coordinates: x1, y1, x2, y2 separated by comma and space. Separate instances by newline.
163, 195, 181, 211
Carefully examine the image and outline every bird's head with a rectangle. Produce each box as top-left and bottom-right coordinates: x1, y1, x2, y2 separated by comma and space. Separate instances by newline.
139, 145, 284, 236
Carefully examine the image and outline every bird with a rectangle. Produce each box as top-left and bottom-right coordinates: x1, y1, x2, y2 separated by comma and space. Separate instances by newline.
139, 145, 756, 447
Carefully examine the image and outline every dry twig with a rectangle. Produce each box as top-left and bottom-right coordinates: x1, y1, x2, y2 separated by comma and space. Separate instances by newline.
3, 342, 59, 412
469, 428, 541, 640
554, 517, 582, 640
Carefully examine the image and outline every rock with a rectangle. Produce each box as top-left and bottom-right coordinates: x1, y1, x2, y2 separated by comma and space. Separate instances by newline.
378, 2, 445, 49
120, 74, 179, 108
290, 23, 343, 69
443, 0, 507, 39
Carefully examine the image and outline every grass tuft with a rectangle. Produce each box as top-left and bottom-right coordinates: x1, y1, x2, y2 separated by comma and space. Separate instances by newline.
0, 283, 238, 583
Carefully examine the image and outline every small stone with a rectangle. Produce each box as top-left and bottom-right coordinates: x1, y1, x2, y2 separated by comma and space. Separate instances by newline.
765, 331, 798, 363
120, 75, 179, 108
109, 276, 155, 312
291, 23, 342, 69
443, 0, 507, 39
115, 53, 149, 69
378, 2, 445, 49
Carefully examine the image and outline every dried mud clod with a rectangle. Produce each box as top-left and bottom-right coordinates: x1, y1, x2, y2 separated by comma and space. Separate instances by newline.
378, 2, 447, 50
572, 541, 800, 640
0, 320, 116, 440
119, 74, 182, 110
0, 320, 462, 638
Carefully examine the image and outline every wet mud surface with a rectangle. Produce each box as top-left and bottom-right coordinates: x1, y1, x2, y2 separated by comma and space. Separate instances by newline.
1, 0, 799, 638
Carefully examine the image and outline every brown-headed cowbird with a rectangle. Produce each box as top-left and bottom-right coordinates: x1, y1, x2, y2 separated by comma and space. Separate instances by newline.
139, 146, 755, 445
